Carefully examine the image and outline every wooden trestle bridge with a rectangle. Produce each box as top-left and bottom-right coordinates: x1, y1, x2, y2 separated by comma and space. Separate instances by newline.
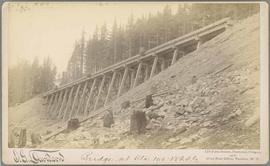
43, 17, 231, 121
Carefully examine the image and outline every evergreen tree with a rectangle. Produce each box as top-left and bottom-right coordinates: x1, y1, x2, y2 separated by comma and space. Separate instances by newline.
64, 3, 259, 84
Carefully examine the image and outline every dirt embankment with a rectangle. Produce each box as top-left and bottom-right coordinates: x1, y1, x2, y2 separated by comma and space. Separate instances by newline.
9, 14, 260, 149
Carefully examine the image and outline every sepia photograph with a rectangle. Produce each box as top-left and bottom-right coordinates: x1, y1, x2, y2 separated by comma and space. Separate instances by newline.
2, 1, 269, 165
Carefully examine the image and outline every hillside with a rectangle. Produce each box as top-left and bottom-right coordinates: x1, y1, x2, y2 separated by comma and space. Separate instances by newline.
9, 14, 260, 149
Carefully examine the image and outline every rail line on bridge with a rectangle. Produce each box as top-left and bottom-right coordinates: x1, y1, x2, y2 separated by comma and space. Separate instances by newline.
43, 17, 232, 121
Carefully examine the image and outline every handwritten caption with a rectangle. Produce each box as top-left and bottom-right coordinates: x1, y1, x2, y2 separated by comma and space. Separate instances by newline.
81, 152, 198, 164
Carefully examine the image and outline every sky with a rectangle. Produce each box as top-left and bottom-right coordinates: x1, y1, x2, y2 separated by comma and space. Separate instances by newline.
4, 2, 180, 76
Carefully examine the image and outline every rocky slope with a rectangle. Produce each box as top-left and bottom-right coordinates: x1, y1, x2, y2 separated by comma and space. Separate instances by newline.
9, 14, 260, 149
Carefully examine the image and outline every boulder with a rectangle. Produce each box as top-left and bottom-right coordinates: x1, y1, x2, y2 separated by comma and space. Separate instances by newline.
147, 111, 161, 120
174, 127, 187, 136
146, 119, 160, 130
121, 101, 130, 109
175, 109, 185, 117
160, 105, 169, 112
245, 113, 259, 127
234, 109, 242, 116
168, 106, 178, 113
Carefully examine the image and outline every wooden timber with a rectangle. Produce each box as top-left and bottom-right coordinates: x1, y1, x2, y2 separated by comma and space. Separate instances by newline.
43, 17, 230, 97
42, 17, 231, 120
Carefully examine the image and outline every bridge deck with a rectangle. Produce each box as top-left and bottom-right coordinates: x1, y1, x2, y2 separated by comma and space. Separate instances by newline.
44, 17, 230, 97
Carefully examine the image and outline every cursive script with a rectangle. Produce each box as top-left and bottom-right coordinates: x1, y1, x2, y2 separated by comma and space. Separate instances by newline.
13, 149, 64, 164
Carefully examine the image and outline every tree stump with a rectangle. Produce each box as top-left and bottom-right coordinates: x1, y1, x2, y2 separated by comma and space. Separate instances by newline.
130, 110, 147, 134
67, 118, 80, 132
145, 94, 153, 108
18, 128, 27, 148
103, 110, 114, 128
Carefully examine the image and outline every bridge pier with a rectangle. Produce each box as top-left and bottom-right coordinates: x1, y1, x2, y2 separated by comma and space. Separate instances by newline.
94, 75, 106, 111
130, 69, 135, 88
53, 91, 64, 118
150, 55, 158, 78
144, 64, 150, 81
43, 17, 231, 120
118, 67, 129, 97
84, 79, 96, 116
75, 81, 88, 117
69, 84, 82, 120
195, 36, 203, 50
160, 57, 166, 71
49, 92, 60, 117
105, 71, 117, 105
57, 89, 69, 119
63, 86, 75, 121
133, 62, 142, 88
44, 95, 49, 106
48, 93, 57, 113
47, 94, 54, 112
171, 48, 179, 65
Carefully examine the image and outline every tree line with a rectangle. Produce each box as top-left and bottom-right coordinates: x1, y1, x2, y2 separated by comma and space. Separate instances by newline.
62, 3, 259, 84
8, 3, 259, 106
8, 57, 57, 106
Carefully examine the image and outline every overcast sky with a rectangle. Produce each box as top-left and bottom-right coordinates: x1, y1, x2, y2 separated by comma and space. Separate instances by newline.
4, 2, 180, 76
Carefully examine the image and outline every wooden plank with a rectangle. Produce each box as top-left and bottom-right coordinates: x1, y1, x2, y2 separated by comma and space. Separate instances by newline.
130, 70, 135, 88
75, 81, 88, 117
62, 86, 75, 121
117, 72, 123, 88
171, 48, 178, 65
53, 91, 64, 117
45, 95, 49, 104
93, 75, 106, 111
47, 95, 54, 112
144, 64, 150, 81
48, 93, 57, 113
57, 89, 69, 119
49, 92, 60, 115
117, 67, 129, 97
196, 37, 202, 50
69, 84, 82, 120
160, 57, 166, 71
104, 71, 117, 105
150, 56, 158, 78
83, 79, 97, 116
133, 62, 142, 88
